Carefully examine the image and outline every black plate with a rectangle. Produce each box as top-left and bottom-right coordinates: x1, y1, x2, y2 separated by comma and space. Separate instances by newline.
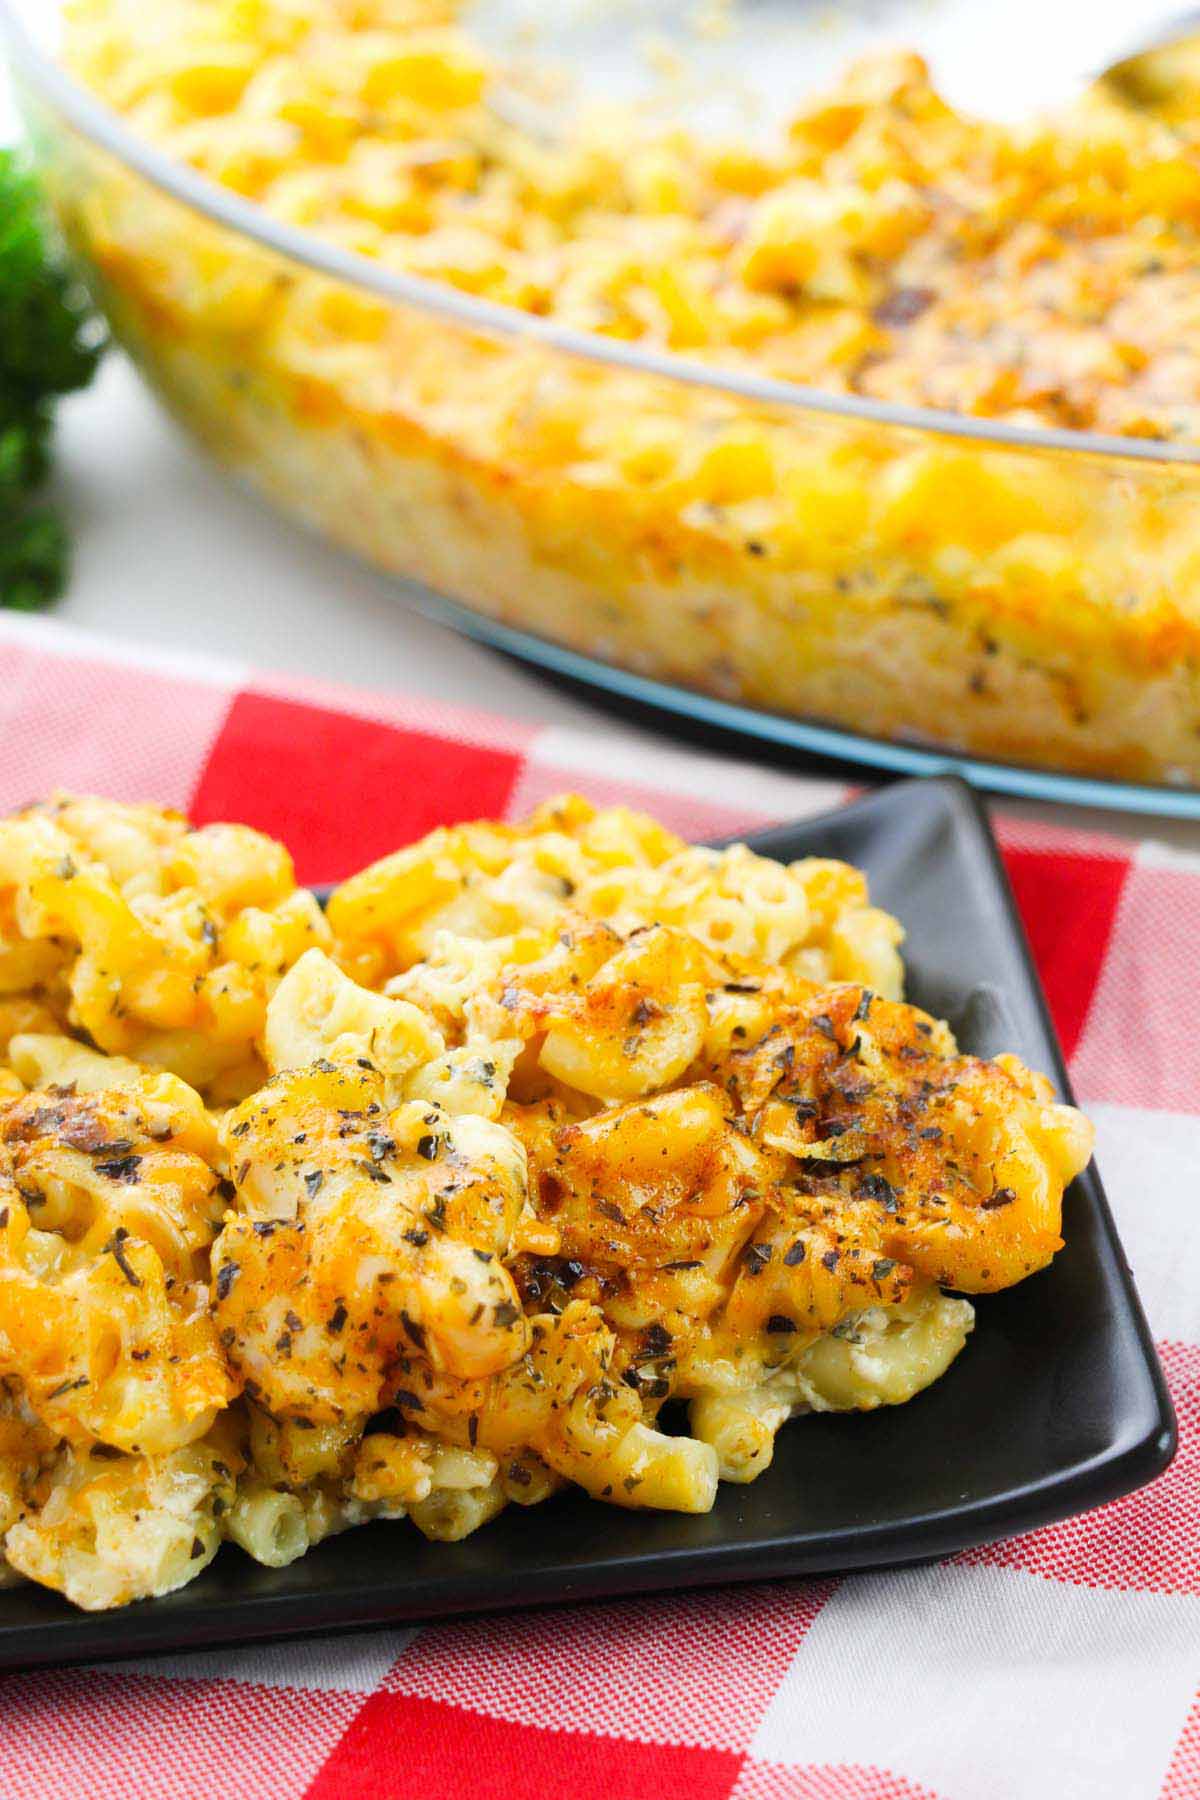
2, 775, 1175, 1668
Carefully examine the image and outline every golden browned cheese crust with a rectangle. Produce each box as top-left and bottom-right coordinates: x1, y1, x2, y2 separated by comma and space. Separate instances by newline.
57, 4, 1200, 435
55, 4, 1200, 783
0, 1077, 236, 1455
0, 792, 1092, 1605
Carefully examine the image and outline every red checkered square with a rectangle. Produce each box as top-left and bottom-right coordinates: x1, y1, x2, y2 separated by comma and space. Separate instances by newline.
0, 634, 233, 815
306, 1692, 745, 1800
1071, 858, 1200, 1110
189, 689, 524, 884
252, 670, 537, 760
732, 1760, 950, 1800
387, 1582, 837, 1750
0, 1670, 362, 1800
1001, 845, 1131, 1060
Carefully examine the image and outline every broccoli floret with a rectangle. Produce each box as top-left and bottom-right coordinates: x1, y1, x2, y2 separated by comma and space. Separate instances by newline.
0, 150, 105, 610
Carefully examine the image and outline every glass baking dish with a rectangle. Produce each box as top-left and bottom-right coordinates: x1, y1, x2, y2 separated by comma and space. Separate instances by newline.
7, 0, 1200, 817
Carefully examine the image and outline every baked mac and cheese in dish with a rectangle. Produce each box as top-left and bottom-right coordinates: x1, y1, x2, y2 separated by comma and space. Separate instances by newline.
0, 793, 1092, 1609
39, 2, 1200, 784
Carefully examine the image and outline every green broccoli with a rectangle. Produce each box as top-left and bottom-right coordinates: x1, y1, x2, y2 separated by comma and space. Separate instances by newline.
0, 149, 105, 610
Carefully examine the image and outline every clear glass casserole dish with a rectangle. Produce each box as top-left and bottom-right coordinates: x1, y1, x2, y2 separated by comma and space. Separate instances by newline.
8, 0, 1200, 813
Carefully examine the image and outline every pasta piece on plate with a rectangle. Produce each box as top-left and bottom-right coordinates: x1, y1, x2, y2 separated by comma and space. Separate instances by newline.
5, 1432, 240, 1611
0, 795, 331, 1100
0, 1073, 237, 1454
328, 796, 904, 999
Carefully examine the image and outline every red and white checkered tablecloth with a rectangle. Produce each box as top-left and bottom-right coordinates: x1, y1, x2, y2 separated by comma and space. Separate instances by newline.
0, 612, 1196, 1800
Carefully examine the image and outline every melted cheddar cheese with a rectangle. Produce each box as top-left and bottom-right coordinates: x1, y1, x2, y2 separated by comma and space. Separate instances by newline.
0, 792, 1091, 1607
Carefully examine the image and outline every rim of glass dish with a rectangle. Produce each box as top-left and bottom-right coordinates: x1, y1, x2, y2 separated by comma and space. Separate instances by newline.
6, 0, 1200, 472
382, 579, 1200, 819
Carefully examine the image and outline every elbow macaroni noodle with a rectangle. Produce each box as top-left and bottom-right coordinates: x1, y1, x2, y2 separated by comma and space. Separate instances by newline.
0, 793, 1092, 1608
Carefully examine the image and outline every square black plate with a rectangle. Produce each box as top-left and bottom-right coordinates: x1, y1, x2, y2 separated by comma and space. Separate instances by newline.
1, 775, 1175, 1668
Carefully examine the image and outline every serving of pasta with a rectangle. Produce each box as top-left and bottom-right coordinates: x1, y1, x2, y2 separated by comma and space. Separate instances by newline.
0, 792, 1093, 1610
